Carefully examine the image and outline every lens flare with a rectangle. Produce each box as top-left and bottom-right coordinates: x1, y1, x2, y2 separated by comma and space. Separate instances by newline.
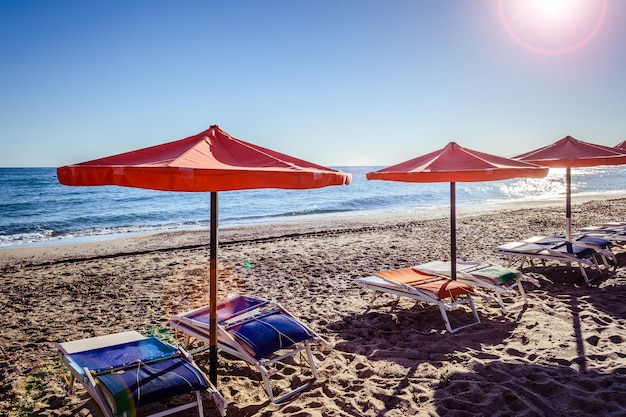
497, 0, 607, 55
532, 0, 571, 19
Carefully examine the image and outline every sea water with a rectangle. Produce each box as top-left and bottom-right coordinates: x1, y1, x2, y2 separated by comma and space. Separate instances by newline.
1, 166, 625, 248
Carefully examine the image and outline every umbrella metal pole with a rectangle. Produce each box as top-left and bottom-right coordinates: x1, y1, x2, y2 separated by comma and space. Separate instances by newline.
566, 167, 572, 241
209, 192, 218, 385
450, 182, 457, 280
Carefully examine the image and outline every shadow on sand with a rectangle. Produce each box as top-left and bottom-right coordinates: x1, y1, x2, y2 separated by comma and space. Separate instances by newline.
434, 361, 626, 416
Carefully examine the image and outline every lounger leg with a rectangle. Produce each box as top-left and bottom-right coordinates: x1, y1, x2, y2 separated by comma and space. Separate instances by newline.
517, 280, 528, 305
440, 296, 481, 333
590, 252, 609, 270
438, 304, 453, 333
608, 251, 618, 269
368, 291, 402, 309
173, 328, 191, 350
253, 342, 320, 404
65, 373, 76, 394
505, 256, 524, 269
195, 391, 204, 417
83, 368, 115, 417
261, 369, 275, 403
368, 291, 379, 307
305, 341, 319, 380
468, 296, 481, 325
579, 264, 591, 283
591, 257, 602, 272
210, 390, 228, 417
494, 292, 507, 315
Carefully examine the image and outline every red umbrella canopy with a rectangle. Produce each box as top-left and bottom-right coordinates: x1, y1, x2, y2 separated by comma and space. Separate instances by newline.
616, 140, 626, 151
57, 125, 351, 191
366, 142, 547, 282
515, 135, 626, 241
366, 142, 548, 182
514, 135, 626, 168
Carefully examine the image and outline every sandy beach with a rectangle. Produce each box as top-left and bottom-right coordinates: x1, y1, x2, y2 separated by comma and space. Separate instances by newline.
2, 197, 626, 417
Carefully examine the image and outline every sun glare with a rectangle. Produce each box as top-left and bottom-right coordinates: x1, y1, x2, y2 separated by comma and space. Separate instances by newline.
498, 0, 607, 55
531, 0, 571, 19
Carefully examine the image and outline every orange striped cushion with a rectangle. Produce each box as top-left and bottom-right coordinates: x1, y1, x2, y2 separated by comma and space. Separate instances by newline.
377, 268, 473, 299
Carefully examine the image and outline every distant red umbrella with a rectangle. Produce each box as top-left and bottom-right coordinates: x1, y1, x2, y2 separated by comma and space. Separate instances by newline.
514, 135, 626, 240
57, 125, 351, 384
616, 140, 626, 151
367, 142, 548, 280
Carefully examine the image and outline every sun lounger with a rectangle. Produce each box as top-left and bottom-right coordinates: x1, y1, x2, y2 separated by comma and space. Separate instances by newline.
523, 235, 618, 268
496, 240, 602, 283
591, 221, 626, 228
580, 225, 626, 245
414, 260, 540, 314
57, 330, 227, 417
170, 295, 329, 403
356, 267, 481, 333
581, 222, 626, 234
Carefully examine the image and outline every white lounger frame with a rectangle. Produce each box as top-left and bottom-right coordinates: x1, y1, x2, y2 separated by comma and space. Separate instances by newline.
524, 235, 618, 269
356, 274, 480, 333
415, 260, 540, 314
170, 299, 329, 403
496, 241, 602, 283
580, 229, 626, 245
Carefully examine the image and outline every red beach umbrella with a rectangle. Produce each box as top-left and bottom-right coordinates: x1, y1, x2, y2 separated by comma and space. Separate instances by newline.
514, 135, 626, 240
615, 140, 626, 151
366, 142, 548, 280
57, 124, 351, 384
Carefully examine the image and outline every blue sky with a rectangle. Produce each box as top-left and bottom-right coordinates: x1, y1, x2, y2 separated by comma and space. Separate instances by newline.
1, 0, 624, 167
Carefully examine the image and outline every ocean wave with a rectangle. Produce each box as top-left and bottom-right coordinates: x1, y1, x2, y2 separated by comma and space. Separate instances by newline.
0, 222, 209, 249
2, 166, 626, 249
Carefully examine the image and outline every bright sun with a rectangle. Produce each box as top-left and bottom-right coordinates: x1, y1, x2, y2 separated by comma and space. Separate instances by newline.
530, 0, 571, 19
498, 0, 607, 55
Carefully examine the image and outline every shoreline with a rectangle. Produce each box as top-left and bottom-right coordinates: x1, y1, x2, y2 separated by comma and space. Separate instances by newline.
1, 196, 626, 416
2, 192, 623, 269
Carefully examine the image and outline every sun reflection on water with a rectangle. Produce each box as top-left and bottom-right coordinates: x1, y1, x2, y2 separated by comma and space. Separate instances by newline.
497, 167, 622, 202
